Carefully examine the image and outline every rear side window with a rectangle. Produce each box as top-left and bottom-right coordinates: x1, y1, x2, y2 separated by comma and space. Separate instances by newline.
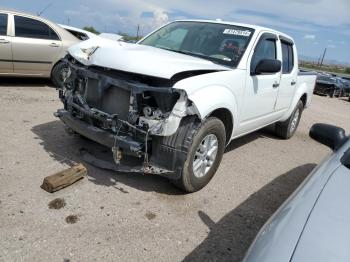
0, 13, 7, 35
14, 16, 59, 40
281, 42, 294, 73
251, 38, 276, 72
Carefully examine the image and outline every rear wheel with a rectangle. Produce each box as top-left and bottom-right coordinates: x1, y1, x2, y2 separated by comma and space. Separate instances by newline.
172, 117, 226, 193
51, 62, 69, 88
275, 100, 304, 139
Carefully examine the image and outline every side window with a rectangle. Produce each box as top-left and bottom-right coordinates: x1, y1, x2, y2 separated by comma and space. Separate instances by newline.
251, 38, 276, 73
14, 16, 59, 40
281, 41, 294, 74
288, 44, 294, 72
0, 13, 7, 36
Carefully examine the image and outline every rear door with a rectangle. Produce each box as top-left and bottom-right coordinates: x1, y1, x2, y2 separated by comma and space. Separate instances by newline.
12, 15, 62, 76
275, 37, 297, 111
0, 13, 13, 74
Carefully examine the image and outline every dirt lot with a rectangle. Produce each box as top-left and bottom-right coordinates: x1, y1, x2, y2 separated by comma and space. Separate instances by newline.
0, 79, 349, 262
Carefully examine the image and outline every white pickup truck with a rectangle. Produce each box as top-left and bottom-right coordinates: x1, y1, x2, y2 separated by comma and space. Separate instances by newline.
55, 20, 316, 192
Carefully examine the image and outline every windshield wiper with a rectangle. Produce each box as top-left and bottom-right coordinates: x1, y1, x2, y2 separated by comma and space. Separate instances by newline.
157, 47, 231, 68
159, 47, 209, 60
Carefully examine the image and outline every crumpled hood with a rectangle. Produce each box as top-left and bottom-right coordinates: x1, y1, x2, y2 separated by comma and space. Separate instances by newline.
68, 38, 229, 79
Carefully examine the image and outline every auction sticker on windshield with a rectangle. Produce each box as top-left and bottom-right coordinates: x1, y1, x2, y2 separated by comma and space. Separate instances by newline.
223, 29, 251, 37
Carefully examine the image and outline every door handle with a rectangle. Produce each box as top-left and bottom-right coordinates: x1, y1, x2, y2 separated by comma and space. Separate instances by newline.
0, 39, 10, 44
273, 82, 280, 88
291, 81, 296, 86
49, 43, 59, 47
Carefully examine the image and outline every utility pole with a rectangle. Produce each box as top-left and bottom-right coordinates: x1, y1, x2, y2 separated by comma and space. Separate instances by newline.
320, 48, 327, 66
317, 54, 322, 65
67, 16, 70, 25
136, 24, 140, 39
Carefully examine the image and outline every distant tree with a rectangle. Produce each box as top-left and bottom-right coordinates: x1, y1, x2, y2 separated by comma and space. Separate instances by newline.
345, 67, 350, 74
83, 26, 100, 35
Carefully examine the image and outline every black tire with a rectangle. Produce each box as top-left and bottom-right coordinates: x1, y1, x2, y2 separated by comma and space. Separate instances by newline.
51, 62, 69, 88
338, 89, 343, 98
275, 100, 304, 139
329, 86, 335, 98
172, 117, 226, 193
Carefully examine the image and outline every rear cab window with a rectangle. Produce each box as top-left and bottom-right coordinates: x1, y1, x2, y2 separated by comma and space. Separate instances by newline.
0, 13, 8, 35
14, 15, 59, 40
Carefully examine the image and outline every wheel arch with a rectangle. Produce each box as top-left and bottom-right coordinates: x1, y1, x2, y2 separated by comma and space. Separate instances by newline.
183, 84, 238, 143
280, 85, 309, 122
300, 93, 307, 107
208, 108, 234, 145
50, 60, 63, 78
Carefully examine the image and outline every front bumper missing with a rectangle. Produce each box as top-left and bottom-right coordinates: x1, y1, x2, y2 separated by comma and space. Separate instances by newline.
55, 109, 174, 176
55, 109, 143, 156
79, 148, 171, 175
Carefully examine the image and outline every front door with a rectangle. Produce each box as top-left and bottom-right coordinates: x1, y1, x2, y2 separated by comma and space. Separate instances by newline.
0, 13, 13, 74
239, 33, 281, 134
12, 15, 62, 76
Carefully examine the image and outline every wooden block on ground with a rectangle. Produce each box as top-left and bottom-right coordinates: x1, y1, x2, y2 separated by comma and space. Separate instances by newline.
41, 164, 87, 193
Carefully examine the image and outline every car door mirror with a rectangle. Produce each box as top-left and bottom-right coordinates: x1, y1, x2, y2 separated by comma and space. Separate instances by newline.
253, 59, 281, 75
309, 123, 347, 151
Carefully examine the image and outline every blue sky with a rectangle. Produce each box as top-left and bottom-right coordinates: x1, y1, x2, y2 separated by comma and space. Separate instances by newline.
1, 0, 349, 64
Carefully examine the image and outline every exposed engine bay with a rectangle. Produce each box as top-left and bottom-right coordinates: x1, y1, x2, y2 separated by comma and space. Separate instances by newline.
55, 55, 201, 178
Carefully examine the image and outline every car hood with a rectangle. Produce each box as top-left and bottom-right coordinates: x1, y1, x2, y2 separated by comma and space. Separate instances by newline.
67, 38, 229, 79
291, 164, 350, 262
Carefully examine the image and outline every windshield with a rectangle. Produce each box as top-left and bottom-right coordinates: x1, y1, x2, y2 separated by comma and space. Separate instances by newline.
139, 21, 255, 67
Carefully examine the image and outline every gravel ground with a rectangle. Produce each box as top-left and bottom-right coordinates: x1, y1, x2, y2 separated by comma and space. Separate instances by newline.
0, 79, 349, 262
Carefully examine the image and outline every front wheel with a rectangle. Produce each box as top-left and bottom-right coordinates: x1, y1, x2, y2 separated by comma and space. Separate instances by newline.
275, 100, 304, 139
173, 117, 226, 193
51, 62, 69, 88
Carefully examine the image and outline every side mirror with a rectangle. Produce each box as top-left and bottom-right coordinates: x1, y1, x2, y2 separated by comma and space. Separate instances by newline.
254, 59, 281, 75
309, 123, 347, 151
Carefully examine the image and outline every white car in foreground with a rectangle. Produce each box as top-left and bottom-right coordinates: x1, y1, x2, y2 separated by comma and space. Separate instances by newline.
55, 20, 316, 192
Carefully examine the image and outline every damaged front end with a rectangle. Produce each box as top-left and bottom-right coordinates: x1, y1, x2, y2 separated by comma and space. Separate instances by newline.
55, 55, 199, 178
